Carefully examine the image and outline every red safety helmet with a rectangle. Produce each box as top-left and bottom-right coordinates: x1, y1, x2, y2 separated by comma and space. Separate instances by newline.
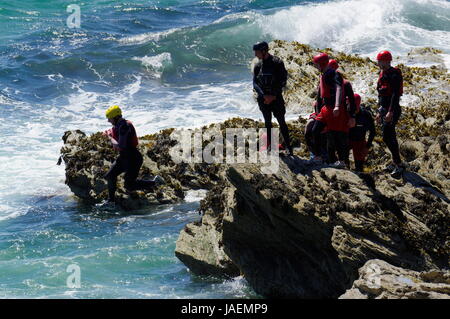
376, 50, 392, 61
313, 53, 329, 69
354, 93, 361, 112
328, 59, 339, 70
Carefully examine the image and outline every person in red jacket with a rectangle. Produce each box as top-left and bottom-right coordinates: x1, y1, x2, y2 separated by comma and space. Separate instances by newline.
101, 105, 164, 206
310, 53, 350, 167
375, 50, 404, 177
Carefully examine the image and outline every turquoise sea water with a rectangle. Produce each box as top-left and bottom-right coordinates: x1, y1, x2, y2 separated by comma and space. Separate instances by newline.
0, 0, 449, 298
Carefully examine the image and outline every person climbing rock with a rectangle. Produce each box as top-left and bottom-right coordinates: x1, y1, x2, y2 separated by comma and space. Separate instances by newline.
253, 41, 293, 156
348, 94, 375, 172
311, 53, 350, 168
375, 50, 405, 178
100, 105, 165, 207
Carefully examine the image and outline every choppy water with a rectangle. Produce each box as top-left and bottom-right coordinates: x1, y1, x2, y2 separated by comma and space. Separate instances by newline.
0, 0, 449, 298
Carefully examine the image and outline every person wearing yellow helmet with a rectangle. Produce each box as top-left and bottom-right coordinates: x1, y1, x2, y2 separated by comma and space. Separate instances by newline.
100, 105, 165, 206
105, 104, 122, 120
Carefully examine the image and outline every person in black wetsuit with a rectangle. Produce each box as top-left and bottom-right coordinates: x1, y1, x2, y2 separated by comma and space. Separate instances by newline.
252, 41, 293, 155
102, 105, 164, 205
375, 50, 404, 177
304, 105, 327, 160
349, 94, 375, 172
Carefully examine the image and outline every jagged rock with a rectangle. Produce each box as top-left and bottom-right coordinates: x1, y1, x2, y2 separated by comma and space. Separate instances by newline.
173, 41, 449, 298
59, 118, 265, 209
175, 184, 240, 278
340, 259, 450, 299
60, 129, 197, 209
175, 156, 449, 298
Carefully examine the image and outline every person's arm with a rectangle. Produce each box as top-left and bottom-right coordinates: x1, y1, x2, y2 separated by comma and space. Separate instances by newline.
388, 71, 401, 113
277, 59, 288, 92
117, 121, 131, 150
253, 64, 265, 99
103, 128, 120, 149
108, 135, 120, 150
384, 70, 402, 123
345, 82, 356, 117
332, 72, 343, 116
270, 58, 287, 98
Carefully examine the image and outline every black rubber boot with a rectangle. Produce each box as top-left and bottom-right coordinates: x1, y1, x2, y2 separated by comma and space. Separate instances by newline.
355, 160, 364, 172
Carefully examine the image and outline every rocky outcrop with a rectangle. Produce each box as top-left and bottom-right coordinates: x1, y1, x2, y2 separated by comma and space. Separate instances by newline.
176, 153, 449, 298
175, 41, 449, 298
61, 40, 449, 298
340, 259, 450, 299
60, 127, 224, 210
59, 118, 269, 209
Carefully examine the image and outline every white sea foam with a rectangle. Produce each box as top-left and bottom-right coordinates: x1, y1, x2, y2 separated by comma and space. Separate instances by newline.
118, 28, 178, 45
254, 0, 450, 58
443, 54, 450, 71
184, 189, 209, 202
132, 53, 172, 78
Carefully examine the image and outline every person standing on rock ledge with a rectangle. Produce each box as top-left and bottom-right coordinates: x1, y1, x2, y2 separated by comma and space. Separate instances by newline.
310, 53, 350, 168
375, 50, 405, 178
99, 105, 165, 207
252, 41, 294, 156
349, 94, 375, 172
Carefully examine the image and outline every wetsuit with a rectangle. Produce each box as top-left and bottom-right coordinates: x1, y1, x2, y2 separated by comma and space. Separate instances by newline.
312, 68, 350, 164
305, 111, 327, 160
349, 106, 375, 171
377, 66, 403, 165
253, 55, 292, 152
105, 118, 155, 202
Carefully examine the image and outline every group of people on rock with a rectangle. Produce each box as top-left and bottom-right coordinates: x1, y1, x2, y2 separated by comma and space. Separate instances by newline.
98, 40, 405, 207
252, 41, 404, 177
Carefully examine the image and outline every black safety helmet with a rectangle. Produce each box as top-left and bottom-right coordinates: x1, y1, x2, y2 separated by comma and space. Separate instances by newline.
253, 41, 269, 52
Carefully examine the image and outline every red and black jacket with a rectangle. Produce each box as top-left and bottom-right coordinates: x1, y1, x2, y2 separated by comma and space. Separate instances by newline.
316, 68, 349, 113
377, 67, 403, 112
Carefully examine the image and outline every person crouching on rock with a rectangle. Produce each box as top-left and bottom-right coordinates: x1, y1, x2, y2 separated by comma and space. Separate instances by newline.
375, 50, 405, 178
252, 41, 293, 156
348, 94, 375, 172
305, 101, 328, 161
102, 105, 164, 205
311, 53, 350, 168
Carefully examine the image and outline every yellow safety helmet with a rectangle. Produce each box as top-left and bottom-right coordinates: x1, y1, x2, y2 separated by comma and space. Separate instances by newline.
105, 105, 122, 119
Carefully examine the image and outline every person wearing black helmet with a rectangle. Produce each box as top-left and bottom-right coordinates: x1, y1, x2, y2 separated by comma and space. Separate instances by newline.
252, 41, 293, 156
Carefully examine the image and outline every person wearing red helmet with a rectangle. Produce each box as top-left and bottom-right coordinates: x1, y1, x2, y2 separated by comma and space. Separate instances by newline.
328, 59, 357, 127
375, 50, 404, 177
328, 59, 339, 71
252, 41, 293, 156
348, 94, 375, 172
310, 53, 350, 167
